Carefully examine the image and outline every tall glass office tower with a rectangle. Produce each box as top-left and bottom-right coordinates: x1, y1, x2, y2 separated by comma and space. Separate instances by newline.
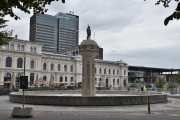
30, 12, 79, 53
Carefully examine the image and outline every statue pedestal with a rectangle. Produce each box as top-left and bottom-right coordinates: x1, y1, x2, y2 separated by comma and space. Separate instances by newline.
80, 39, 99, 96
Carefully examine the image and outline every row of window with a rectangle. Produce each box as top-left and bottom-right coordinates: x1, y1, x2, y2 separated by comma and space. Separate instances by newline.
6, 57, 36, 69
7, 43, 37, 53
95, 67, 127, 75
5, 57, 126, 75
5, 57, 74, 72
42, 75, 74, 83
42, 63, 74, 72
95, 78, 127, 87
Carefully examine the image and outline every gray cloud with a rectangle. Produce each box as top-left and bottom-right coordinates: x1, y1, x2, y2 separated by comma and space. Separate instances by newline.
4, 0, 180, 68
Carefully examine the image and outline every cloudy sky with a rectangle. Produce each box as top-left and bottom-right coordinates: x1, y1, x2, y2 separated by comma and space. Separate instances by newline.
5, 0, 180, 68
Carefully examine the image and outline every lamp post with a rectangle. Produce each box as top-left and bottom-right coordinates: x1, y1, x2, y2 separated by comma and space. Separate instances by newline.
22, 52, 26, 109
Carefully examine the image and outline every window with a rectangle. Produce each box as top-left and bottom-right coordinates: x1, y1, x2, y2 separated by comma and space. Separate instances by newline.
59, 76, 63, 82
70, 77, 73, 82
30, 60, 35, 69
113, 79, 115, 86
17, 44, 20, 51
117, 79, 119, 85
43, 63, 46, 70
124, 70, 126, 76
43, 76, 47, 81
95, 67, 96, 74
65, 76, 67, 82
64, 65, 67, 72
58, 64, 61, 71
31, 46, 37, 53
104, 68, 106, 74
34, 47, 37, 52
117, 70, 119, 75
99, 68, 102, 74
4, 72, 11, 82
109, 69, 111, 75
21, 45, 25, 51
6, 57, 12, 67
30, 47, 33, 52
30, 73, 34, 86
113, 69, 115, 75
70, 65, 73, 72
17, 58, 23, 68
10, 44, 14, 50
51, 63, 54, 71
123, 79, 127, 87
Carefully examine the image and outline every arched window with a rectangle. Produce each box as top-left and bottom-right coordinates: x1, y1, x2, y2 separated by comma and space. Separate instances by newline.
6, 57, 12, 67
117, 70, 119, 75
64, 65, 67, 72
70, 77, 74, 82
30, 60, 35, 69
113, 69, 115, 75
21, 45, 25, 51
70, 65, 73, 72
59, 76, 63, 82
117, 79, 120, 85
43, 63, 46, 70
113, 79, 115, 86
17, 44, 20, 51
30, 47, 33, 52
58, 64, 61, 71
104, 68, 106, 74
99, 68, 102, 74
4, 72, 11, 82
30, 73, 34, 86
123, 79, 127, 87
124, 70, 126, 76
109, 69, 111, 74
51, 63, 54, 71
17, 58, 23, 68
43, 76, 47, 81
65, 76, 68, 82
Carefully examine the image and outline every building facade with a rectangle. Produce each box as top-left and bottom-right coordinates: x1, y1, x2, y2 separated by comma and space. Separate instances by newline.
30, 12, 79, 53
0, 40, 128, 89
62, 46, 103, 60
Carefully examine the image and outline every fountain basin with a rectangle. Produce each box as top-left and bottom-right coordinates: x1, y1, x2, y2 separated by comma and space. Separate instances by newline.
9, 91, 167, 106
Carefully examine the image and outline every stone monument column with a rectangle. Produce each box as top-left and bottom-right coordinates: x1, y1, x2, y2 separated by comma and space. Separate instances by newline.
79, 25, 99, 96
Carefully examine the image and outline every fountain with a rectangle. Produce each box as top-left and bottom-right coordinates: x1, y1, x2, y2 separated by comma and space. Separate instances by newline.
9, 26, 167, 106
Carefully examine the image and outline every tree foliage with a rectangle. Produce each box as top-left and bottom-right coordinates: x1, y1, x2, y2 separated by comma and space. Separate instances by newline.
155, 79, 166, 89
151, 0, 180, 25
0, 0, 65, 20
0, 18, 12, 45
0, 0, 65, 45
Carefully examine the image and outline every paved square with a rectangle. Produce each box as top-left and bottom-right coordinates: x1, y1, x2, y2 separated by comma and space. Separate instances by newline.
0, 96, 180, 120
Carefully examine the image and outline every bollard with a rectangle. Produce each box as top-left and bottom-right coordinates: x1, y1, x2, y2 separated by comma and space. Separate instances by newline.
147, 95, 151, 114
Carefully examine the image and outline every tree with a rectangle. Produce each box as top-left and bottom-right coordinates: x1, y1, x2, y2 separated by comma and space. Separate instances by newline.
0, 0, 65, 45
0, 18, 12, 45
150, 0, 180, 25
155, 79, 166, 89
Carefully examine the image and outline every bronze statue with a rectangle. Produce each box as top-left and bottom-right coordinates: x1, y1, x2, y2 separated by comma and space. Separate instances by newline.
86, 25, 91, 40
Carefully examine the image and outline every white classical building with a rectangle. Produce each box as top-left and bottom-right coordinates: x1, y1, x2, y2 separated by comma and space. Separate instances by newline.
0, 39, 128, 89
